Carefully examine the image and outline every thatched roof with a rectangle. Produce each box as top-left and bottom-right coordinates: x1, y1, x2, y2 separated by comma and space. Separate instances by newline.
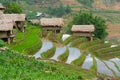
71, 25, 95, 32
0, 19, 13, 31
0, 14, 26, 21
40, 18, 64, 26
0, 3, 5, 9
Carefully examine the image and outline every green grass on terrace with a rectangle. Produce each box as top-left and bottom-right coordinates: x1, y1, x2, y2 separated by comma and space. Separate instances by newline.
0, 50, 97, 80
8, 24, 42, 55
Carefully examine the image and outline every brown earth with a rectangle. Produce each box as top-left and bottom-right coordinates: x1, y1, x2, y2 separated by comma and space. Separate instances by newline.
107, 24, 120, 41
60, 0, 81, 6
93, 0, 120, 10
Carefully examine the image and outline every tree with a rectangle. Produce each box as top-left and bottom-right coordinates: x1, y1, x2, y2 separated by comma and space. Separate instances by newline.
66, 11, 108, 40
5, 2, 22, 14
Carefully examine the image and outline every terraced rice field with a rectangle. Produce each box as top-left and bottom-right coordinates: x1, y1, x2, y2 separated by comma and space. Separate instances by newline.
34, 36, 120, 78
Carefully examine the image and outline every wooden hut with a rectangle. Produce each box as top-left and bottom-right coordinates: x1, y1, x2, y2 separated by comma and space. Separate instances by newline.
0, 19, 15, 44
40, 18, 64, 33
71, 25, 95, 40
0, 3, 5, 14
1, 14, 26, 32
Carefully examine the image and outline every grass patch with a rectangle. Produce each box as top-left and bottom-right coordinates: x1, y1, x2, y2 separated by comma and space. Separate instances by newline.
8, 24, 42, 55
58, 47, 69, 62
78, 39, 102, 50
41, 44, 56, 59
70, 37, 87, 47
90, 56, 97, 71
63, 36, 74, 45
0, 50, 97, 80
56, 33, 63, 43
93, 46, 120, 59
71, 53, 86, 66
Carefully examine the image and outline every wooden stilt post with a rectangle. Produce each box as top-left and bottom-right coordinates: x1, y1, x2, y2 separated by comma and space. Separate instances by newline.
8, 37, 11, 44
90, 37, 93, 41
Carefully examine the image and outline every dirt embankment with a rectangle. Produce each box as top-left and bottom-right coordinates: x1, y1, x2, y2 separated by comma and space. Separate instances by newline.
60, 0, 81, 6
107, 24, 120, 41
93, 0, 120, 10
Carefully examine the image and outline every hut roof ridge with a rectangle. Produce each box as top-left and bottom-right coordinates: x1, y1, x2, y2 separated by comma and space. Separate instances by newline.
40, 18, 64, 26
71, 25, 95, 32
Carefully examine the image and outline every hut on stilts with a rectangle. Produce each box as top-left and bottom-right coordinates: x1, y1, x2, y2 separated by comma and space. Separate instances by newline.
71, 25, 95, 40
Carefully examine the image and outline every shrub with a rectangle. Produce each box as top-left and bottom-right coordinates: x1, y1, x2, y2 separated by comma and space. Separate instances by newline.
0, 39, 6, 47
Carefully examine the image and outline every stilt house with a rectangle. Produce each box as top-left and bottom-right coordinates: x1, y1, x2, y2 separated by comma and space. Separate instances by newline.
71, 25, 95, 40
40, 18, 64, 33
1, 14, 26, 32
0, 19, 14, 44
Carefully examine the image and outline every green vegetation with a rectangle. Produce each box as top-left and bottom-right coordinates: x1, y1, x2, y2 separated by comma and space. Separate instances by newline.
0, 39, 6, 47
74, 38, 120, 59
58, 48, 69, 62
8, 24, 42, 55
70, 37, 87, 47
4, 2, 22, 14
63, 36, 74, 45
78, 39, 102, 50
56, 33, 63, 43
77, 0, 94, 7
71, 54, 86, 66
94, 10, 120, 24
93, 46, 120, 59
46, 4, 71, 17
90, 56, 97, 71
88, 43, 111, 53
41, 44, 56, 59
67, 11, 108, 39
0, 50, 97, 80
46, 31, 55, 41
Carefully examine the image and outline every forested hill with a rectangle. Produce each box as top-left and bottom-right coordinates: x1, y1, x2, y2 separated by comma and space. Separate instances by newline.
1, 0, 120, 23
1, 0, 120, 10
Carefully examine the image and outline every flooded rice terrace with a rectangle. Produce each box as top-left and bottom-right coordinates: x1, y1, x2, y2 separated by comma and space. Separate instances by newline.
33, 34, 120, 77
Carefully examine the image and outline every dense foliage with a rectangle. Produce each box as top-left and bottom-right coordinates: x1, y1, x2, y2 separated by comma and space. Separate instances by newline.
4, 2, 22, 14
66, 11, 108, 40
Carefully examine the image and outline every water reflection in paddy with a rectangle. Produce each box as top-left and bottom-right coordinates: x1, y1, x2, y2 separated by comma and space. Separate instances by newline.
110, 58, 120, 67
33, 42, 53, 58
104, 61, 120, 77
51, 46, 66, 61
82, 54, 93, 69
95, 58, 114, 76
66, 47, 81, 64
